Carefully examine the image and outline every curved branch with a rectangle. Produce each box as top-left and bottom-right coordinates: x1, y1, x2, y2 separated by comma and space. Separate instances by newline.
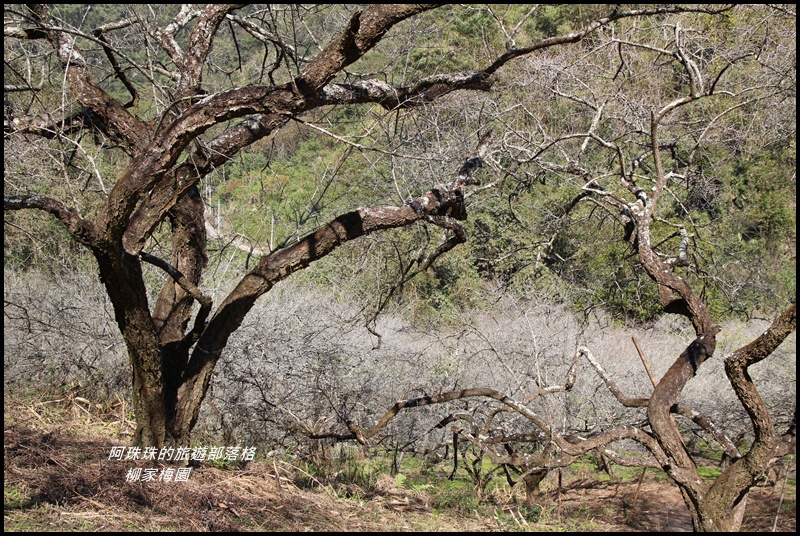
320, 72, 495, 110
581, 344, 741, 460
579, 346, 649, 407
693, 304, 798, 523
199, 160, 482, 356
295, 5, 439, 94
312, 342, 578, 445
108, 6, 439, 250
159, 153, 483, 440
139, 252, 212, 311
482, 5, 734, 77
122, 112, 290, 254
725, 304, 796, 460
226, 12, 301, 64
147, 4, 198, 66
178, 4, 245, 97
4, 194, 95, 245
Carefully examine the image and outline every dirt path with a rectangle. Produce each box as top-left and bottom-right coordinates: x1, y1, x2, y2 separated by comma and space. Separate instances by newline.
555, 472, 795, 532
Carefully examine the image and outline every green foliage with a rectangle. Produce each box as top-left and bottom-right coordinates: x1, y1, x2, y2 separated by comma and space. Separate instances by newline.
431, 479, 482, 513
728, 147, 796, 245
4, 10, 797, 534
697, 466, 723, 482
295, 446, 391, 498
3, 214, 88, 273
395, 472, 434, 494
6, 4, 793, 329
404, 249, 486, 322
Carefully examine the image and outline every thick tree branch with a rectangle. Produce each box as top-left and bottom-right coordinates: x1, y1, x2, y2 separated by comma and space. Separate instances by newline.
320, 73, 494, 110
115, 4, 729, 256
317, 6, 734, 112
107, 6, 437, 251
122, 112, 289, 254
686, 304, 798, 527
152, 153, 483, 443
724, 303, 796, 461
581, 345, 741, 460
25, 5, 149, 152
198, 160, 481, 360
295, 5, 440, 94
4, 194, 95, 245
177, 4, 245, 98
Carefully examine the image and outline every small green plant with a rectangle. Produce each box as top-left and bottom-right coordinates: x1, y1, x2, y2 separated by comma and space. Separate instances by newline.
208, 457, 236, 470
697, 466, 723, 481
430, 479, 482, 513
4, 482, 34, 509
395, 472, 434, 495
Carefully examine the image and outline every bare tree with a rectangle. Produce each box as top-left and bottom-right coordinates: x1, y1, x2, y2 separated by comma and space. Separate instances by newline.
276, 5, 796, 530
477, 7, 797, 529
526, 11, 796, 530
8, 4, 731, 449
491, 6, 797, 530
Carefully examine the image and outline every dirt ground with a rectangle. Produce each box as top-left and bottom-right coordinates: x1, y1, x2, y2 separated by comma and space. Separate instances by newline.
4, 396, 796, 532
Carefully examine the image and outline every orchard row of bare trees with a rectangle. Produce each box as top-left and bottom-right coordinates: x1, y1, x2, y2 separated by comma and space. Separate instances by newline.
5, 266, 794, 530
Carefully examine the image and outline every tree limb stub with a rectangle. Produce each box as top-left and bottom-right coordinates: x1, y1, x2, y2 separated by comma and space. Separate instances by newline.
139, 251, 212, 311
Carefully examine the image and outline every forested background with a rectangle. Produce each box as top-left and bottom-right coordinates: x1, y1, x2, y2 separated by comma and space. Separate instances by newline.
3, 5, 796, 528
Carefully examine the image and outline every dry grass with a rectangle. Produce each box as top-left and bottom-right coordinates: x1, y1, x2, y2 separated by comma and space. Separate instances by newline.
4, 390, 795, 532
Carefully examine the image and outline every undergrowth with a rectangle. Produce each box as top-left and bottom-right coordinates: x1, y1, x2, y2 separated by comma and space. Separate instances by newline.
4, 387, 796, 532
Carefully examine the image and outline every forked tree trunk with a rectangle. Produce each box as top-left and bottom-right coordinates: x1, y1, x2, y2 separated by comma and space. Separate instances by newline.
97, 159, 482, 448
95, 250, 171, 447
521, 467, 549, 506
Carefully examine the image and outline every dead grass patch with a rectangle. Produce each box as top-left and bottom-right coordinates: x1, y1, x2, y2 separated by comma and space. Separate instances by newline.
4, 391, 795, 532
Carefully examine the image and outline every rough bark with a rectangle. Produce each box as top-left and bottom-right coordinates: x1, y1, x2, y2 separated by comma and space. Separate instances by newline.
622, 87, 794, 531
93, 247, 168, 447
168, 168, 480, 445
